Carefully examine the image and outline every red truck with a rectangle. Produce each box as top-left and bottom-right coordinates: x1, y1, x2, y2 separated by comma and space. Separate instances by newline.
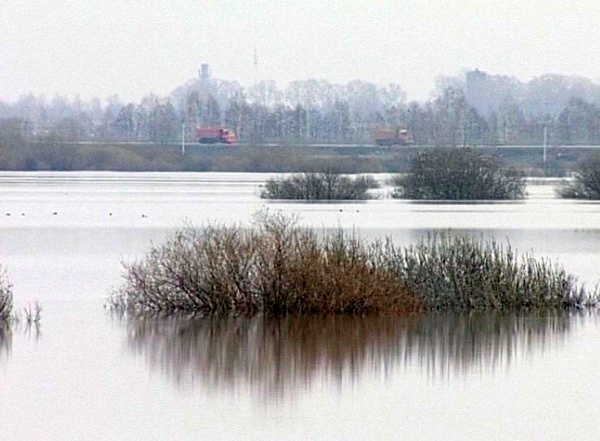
373, 128, 411, 146
196, 126, 237, 144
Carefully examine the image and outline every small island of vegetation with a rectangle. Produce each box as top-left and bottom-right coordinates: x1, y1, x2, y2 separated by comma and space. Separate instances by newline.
558, 153, 600, 199
260, 171, 379, 200
111, 213, 595, 316
393, 147, 526, 200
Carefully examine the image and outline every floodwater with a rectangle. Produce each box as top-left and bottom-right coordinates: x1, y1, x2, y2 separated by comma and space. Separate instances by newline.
0, 172, 599, 440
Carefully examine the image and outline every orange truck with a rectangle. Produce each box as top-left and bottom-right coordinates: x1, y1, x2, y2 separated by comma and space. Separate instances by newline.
373, 128, 411, 146
196, 126, 237, 144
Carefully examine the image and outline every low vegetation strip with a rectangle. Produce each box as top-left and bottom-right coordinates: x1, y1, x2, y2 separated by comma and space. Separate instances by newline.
393, 147, 526, 200
111, 213, 596, 316
260, 171, 379, 200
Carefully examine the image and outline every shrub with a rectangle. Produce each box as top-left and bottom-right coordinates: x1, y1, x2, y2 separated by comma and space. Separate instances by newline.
111, 214, 596, 316
558, 153, 600, 199
111, 212, 416, 316
386, 233, 594, 311
260, 171, 379, 200
393, 147, 525, 200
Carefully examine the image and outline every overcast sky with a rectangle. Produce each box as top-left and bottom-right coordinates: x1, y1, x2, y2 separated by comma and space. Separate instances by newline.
2, 0, 600, 103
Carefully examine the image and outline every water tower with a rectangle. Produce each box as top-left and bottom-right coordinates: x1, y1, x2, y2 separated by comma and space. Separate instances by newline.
199, 64, 211, 91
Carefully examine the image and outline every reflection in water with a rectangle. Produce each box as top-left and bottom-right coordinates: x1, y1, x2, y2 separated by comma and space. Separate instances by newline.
0, 324, 12, 360
121, 313, 573, 397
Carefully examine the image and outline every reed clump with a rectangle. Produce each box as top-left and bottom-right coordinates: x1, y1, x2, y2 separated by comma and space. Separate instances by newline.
260, 171, 379, 200
558, 154, 600, 199
393, 147, 525, 200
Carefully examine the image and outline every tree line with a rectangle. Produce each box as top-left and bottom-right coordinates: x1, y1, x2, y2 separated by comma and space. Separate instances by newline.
3, 72, 600, 146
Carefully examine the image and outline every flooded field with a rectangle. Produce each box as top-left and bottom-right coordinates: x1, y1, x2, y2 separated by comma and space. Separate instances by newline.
0, 172, 599, 440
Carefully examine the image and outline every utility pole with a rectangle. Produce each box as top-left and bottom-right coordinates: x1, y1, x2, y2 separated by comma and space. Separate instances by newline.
181, 118, 186, 155
543, 123, 547, 166
253, 49, 259, 143
305, 92, 310, 143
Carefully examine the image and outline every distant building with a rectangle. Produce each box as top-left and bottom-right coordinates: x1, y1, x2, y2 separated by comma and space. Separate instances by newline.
465, 69, 523, 116
199, 63, 211, 93
171, 63, 217, 112
465, 69, 487, 111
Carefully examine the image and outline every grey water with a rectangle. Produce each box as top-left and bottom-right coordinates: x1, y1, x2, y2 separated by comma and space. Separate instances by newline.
0, 172, 599, 440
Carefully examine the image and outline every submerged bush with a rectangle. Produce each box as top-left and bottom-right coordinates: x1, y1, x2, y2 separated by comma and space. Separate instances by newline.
260, 171, 379, 200
111, 214, 596, 316
393, 147, 525, 200
558, 154, 600, 199
0, 267, 13, 322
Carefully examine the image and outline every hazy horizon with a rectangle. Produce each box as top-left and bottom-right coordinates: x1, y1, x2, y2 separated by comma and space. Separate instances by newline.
3, 0, 600, 103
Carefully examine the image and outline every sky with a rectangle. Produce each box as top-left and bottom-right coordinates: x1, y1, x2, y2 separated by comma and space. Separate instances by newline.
2, 0, 600, 104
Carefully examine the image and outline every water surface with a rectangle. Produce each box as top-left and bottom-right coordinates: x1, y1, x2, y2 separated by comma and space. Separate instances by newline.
0, 172, 599, 440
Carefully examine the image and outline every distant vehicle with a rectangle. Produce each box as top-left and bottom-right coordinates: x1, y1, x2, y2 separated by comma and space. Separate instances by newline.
373, 128, 411, 146
196, 126, 237, 144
